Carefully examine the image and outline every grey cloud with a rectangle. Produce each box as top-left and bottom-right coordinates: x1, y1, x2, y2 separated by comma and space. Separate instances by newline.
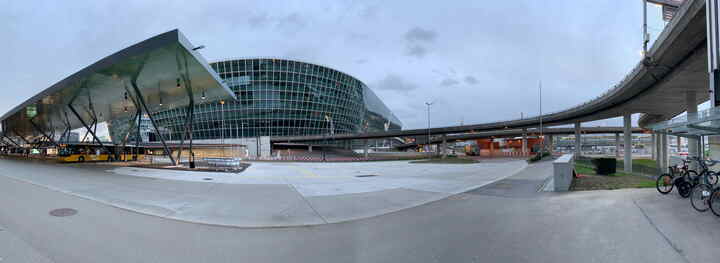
404, 27, 436, 58
283, 46, 319, 61
440, 78, 460, 87
406, 45, 428, 58
248, 13, 269, 28
360, 5, 379, 19
464, 76, 478, 85
276, 13, 307, 32
278, 13, 307, 27
405, 27, 437, 42
0, 1, 655, 130
373, 74, 418, 93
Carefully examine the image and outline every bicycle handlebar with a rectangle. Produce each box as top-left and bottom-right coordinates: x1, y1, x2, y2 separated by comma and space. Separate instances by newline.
685, 157, 720, 167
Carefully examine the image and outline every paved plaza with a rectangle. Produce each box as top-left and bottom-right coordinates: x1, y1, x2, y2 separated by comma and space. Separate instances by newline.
1, 158, 720, 262
0, 158, 527, 227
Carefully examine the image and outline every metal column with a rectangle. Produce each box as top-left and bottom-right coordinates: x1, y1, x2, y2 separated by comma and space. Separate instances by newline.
707, 0, 720, 106
661, 133, 669, 172
67, 105, 109, 153
687, 91, 699, 170
130, 80, 176, 166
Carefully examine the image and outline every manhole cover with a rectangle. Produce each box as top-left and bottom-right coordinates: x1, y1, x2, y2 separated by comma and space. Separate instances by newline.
355, 174, 379, 178
203, 178, 213, 181
492, 183, 513, 189
49, 208, 77, 217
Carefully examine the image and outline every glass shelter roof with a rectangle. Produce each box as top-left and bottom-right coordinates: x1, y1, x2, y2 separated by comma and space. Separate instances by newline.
0, 29, 234, 143
648, 107, 720, 137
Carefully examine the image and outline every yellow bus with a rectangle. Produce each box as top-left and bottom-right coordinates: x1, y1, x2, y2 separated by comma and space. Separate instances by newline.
57, 143, 146, 163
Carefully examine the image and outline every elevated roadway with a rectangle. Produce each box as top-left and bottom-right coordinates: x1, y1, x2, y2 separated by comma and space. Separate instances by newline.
393, 127, 645, 149
275, 0, 705, 143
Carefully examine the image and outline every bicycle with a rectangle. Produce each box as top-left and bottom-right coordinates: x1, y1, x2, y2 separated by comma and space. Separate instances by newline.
689, 158, 720, 212
656, 159, 692, 196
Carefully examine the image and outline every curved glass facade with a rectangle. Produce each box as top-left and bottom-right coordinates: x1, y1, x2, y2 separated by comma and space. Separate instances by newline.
151, 58, 402, 141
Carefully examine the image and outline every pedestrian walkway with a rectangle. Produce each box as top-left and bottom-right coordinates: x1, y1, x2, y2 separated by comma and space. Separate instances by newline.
0, 223, 54, 263
0, 158, 527, 227
467, 159, 554, 198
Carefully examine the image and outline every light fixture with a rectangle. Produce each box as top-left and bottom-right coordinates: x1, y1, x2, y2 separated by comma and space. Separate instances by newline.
124, 106, 128, 112
176, 78, 181, 88
158, 83, 163, 107
124, 92, 128, 101
201, 90, 206, 100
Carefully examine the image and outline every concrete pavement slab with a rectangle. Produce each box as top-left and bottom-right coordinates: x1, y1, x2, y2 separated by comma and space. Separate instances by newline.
0, 224, 54, 263
0, 158, 719, 262
0, 158, 527, 227
306, 188, 444, 223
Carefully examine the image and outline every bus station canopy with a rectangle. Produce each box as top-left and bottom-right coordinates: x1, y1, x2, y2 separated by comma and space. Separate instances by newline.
0, 29, 235, 143
648, 107, 720, 137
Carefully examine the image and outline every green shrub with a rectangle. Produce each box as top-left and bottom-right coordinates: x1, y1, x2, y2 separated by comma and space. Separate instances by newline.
527, 151, 551, 163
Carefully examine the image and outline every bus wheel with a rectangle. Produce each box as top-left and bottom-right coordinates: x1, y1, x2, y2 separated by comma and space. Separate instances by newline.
78, 156, 85, 162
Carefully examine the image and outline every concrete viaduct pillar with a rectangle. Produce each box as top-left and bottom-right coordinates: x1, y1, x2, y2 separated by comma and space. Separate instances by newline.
651, 134, 656, 160
489, 138, 495, 157
522, 129, 528, 154
574, 122, 581, 157
615, 133, 620, 158
441, 134, 447, 159
363, 139, 369, 158
623, 113, 632, 173
547, 135, 553, 153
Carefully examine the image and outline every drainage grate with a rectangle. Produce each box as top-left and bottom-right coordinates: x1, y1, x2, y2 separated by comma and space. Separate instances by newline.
355, 174, 379, 178
203, 178, 213, 181
49, 208, 77, 217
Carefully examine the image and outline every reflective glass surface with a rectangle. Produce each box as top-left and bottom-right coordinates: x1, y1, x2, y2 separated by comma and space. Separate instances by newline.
152, 58, 402, 140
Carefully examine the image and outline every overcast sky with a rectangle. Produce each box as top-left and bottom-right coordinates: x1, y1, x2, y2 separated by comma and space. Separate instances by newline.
0, 0, 668, 130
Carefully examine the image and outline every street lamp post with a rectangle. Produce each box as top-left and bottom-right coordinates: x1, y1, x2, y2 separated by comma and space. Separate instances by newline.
425, 101, 433, 159
539, 81, 544, 153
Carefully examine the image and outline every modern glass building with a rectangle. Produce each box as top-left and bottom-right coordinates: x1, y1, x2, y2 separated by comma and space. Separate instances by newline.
150, 58, 402, 141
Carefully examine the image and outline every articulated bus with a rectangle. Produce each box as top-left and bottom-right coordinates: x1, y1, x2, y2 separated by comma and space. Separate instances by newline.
56, 143, 147, 163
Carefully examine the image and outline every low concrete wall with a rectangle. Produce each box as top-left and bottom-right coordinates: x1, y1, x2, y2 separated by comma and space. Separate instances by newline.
553, 153, 574, 192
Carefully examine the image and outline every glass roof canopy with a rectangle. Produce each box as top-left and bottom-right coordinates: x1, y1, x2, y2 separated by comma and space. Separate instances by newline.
0, 29, 235, 144
648, 107, 720, 137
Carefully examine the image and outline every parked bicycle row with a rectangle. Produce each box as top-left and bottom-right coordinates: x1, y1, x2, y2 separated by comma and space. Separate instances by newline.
656, 156, 720, 215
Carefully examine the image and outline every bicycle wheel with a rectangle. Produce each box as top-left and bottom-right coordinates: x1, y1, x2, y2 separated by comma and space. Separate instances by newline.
678, 181, 692, 198
656, 174, 674, 194
687, 170, 699, 185
691, 184, 712, 212
710, 188, 720, 217
706, 172, 719, 185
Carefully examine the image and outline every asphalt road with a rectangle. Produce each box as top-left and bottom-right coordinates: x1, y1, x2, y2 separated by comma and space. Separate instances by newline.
0, 160, 718, 262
